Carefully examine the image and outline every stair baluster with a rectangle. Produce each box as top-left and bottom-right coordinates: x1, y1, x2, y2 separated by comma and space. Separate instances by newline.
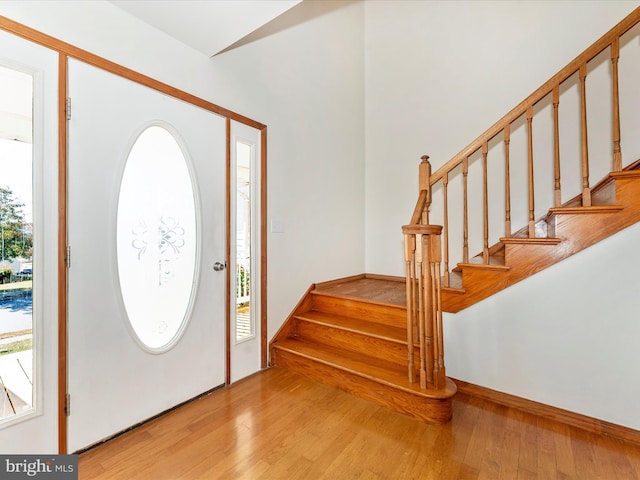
403, 233, 416, 384
462, 156, 469, 263
579, 63, 592, 207
611, 37, 622, 172
504, 125, 512, 237
482, 142, 489, 262
442, 171, 450, 287
527, 106, 536, 237
553, 86, 562, 207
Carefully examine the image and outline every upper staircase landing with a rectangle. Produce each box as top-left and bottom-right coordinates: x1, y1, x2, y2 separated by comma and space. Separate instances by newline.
314, 276, 406, 306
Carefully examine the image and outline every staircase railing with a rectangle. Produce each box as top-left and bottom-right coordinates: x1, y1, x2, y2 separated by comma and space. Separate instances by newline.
402, 157, 446, 390
403, 7, 640, 388
430, 7, 639, 287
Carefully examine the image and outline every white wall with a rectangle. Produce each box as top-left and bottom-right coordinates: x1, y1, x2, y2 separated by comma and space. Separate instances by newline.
0, 0, 366, 343
445, 222, 640, 430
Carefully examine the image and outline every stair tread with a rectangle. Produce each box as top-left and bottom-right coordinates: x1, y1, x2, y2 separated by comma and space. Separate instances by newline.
500, 236, 561, 245
273, 337, 453, 397
295, 310, 407, 343
313, 277, 406, 306
610, 170, 640, 179
549, 205, 624, 214
458, 255, 509, 271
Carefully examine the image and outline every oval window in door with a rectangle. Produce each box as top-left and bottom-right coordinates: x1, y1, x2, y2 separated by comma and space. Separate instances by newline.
116, 124, 198, 352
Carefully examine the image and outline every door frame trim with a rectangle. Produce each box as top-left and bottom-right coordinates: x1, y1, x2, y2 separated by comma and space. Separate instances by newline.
57, 51, 68, 454
0, 15, 268, 454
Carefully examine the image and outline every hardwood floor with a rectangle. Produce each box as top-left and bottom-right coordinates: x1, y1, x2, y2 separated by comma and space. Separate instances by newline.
79, 367, 640, 479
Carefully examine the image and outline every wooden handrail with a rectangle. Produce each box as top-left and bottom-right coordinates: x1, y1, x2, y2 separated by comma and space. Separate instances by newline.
429, 6, 640, 186
409, 190, 429, 225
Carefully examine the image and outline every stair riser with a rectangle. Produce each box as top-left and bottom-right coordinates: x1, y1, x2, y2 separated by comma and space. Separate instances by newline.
270, 285, 315, 348
592, 180, 617, 206
609, 176, 640, 217
443, 268, 508, 313
272, 347, 453, 424
503, 243, 567, 273
311, 294, 406, 329
294, 318, 418, 369
551, 211, 634, 252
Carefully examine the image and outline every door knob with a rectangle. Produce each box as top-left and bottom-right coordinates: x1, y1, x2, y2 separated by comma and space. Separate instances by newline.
213, 261, 227, 271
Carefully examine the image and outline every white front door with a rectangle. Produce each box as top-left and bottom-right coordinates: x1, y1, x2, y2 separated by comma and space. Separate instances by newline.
66, 59, 226, 452
0, 30, 58, 453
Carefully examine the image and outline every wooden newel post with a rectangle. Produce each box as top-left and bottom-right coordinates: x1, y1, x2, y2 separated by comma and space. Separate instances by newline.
419, 155, 431, 224
403, 155, 446, 390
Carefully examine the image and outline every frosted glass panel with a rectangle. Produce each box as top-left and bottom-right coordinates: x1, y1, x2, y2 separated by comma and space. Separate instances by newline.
117, 125, 197, 350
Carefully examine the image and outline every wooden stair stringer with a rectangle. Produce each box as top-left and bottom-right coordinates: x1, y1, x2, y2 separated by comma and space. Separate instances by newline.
269, 283, 316, 360
442, 171, 640, 313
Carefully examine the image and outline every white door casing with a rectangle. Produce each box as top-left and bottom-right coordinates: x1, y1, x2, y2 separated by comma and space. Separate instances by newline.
67, 59, 226, 452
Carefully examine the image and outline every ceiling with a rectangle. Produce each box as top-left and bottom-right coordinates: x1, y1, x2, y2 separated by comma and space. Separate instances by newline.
109, 0, 302, 57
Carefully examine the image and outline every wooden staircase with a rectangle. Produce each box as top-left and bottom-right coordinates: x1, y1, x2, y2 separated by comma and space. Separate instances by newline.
269, 163, 640, 427
270, 276, 456, 424
443, 162, 640, 312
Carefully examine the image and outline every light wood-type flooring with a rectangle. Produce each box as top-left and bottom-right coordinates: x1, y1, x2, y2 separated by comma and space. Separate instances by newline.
78, 367, 640, 479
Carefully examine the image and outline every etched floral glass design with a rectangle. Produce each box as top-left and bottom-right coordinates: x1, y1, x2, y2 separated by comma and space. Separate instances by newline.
117, 125, 197, 350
